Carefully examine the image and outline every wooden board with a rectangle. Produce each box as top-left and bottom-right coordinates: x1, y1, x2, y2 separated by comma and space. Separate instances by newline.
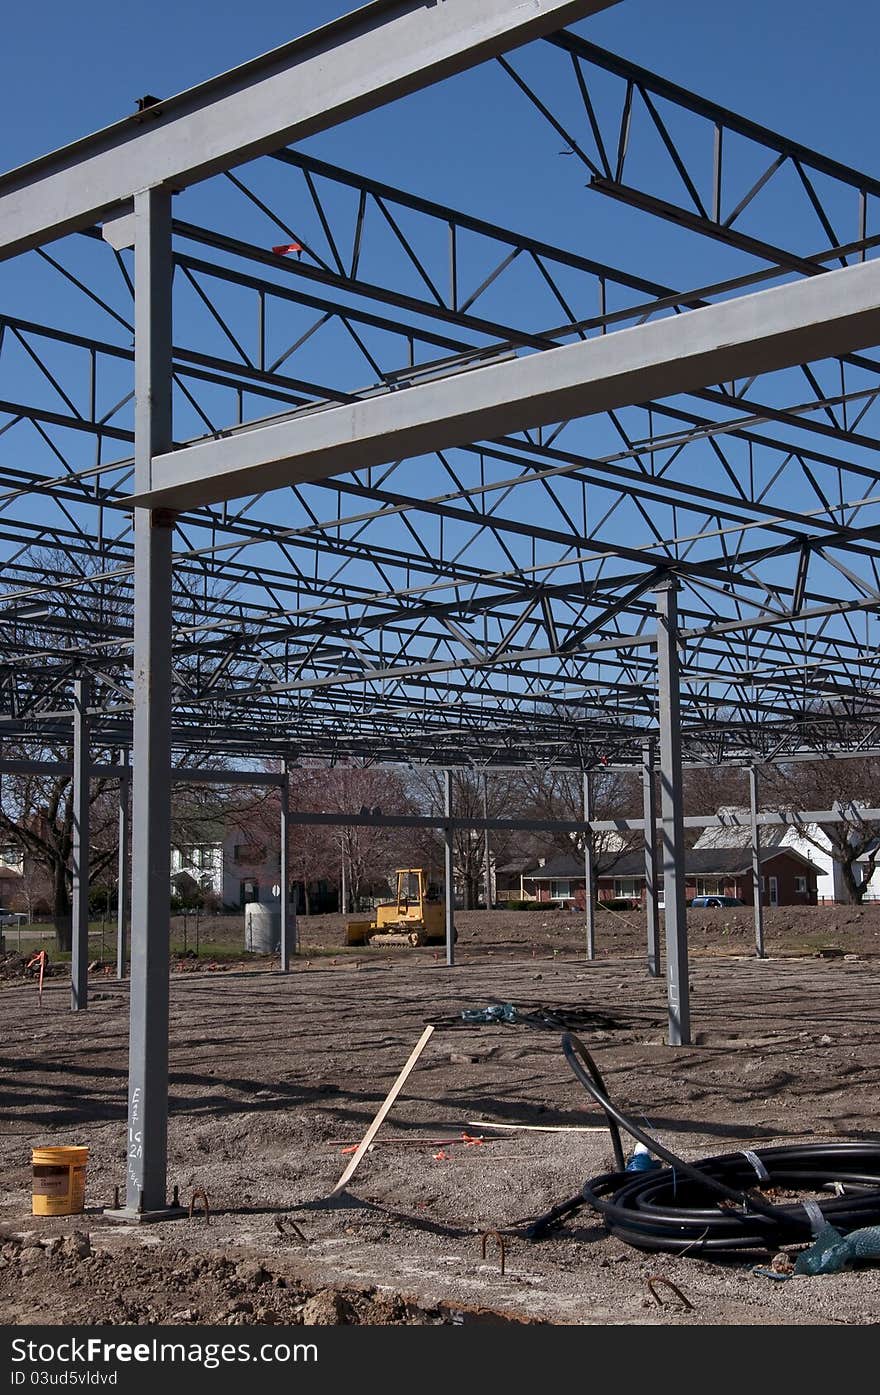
330, 1025, 435, 1194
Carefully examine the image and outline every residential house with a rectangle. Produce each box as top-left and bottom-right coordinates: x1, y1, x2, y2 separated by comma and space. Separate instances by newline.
520, 844, 819, 907
171, 825, 336, 911
0, 845, 23, 905
693, 808, 879, 904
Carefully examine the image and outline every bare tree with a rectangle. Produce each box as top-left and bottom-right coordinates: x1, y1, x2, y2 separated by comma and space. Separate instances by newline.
326, 764, 411, 908
515, 766, 641, 875
247, 764, 410, 915
761, 757, 880, 903
406, 768, 522, 908
0, 743, 119, 948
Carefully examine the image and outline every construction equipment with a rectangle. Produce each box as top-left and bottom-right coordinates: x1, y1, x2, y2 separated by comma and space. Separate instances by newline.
345, 868, 450, 947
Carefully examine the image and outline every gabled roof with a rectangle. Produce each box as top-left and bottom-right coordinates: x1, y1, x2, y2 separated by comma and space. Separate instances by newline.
522, 854, 586, 879
693, 807, 789, 851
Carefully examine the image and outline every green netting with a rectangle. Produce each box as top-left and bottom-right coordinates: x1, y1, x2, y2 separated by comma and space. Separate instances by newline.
794, 1223, 880, 1276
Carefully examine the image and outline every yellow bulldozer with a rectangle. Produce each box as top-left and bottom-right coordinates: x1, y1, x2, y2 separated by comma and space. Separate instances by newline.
345, 868, 450, 947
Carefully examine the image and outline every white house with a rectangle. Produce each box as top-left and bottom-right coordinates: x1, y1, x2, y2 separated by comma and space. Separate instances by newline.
693, 808, 880, 904
170, 826, 279, 908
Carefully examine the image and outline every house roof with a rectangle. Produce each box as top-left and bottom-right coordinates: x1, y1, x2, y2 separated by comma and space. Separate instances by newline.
523, 845, 821, 879
521, 854, 586, 879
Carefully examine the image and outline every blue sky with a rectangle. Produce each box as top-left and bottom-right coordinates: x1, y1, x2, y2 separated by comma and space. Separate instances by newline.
3, 0, 880, 662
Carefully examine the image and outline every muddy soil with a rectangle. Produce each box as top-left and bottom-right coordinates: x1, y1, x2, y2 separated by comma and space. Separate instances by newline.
2, 907, 880, 1326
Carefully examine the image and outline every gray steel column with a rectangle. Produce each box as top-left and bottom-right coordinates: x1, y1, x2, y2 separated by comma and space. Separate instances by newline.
70, 674, 90, 1012
116, 749, 130, 980
642, 741, 661, 978
279, 764, 293, 969
125, 187, 174, 1215
583, 771, 596, 959
482, 772, 492, 911
444, 769, 455, 966
655, 581, 691, 1047
749, 766, 765, 959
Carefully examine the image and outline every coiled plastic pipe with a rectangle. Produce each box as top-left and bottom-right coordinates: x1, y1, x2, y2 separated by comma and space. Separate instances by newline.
526, 1032, 880, 1256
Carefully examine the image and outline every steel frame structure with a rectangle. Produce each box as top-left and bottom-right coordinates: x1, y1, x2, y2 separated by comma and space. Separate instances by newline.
2, 0, 880, 1206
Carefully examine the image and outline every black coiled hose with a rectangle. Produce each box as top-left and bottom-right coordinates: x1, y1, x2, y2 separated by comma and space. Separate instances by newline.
525, 1032, 880, 1257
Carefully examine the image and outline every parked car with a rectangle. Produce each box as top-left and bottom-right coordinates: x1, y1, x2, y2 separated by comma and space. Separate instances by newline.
688, 895, 744, 908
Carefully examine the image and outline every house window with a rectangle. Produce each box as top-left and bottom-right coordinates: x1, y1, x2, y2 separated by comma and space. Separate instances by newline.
696, 878, 723, 896
177, 845, 215, 871
614, 878, 641, 899
795, 876, 807, 894
234, 843, 266, 865
551, 880, 572, 900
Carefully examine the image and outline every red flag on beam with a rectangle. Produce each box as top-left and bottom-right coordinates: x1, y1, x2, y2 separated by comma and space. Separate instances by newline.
271, 242, 302, 256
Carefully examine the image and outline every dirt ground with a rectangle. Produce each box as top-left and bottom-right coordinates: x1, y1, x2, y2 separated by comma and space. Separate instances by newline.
2, 905, 880, 1327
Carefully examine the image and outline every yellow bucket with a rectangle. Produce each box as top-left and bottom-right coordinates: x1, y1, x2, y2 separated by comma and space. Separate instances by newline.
32, 1146, 89, 1217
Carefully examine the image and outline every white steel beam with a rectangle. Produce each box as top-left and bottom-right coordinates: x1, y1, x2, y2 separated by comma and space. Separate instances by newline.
137, 256, 880, 510
0, 0, 619, 259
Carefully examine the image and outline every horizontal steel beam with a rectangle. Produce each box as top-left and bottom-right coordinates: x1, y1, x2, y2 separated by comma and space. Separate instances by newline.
286, 806, 880, 833
137, 257, 880, 509
0, 0, 619, 259
0, 758, 282, 786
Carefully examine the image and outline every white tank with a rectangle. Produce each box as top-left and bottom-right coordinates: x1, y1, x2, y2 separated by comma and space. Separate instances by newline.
244, 901, 281, 954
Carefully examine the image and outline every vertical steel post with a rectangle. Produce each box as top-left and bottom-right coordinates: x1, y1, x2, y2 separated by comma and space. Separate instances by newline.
642, 740, 661, 978
340, 851, 348, 916
70, 674, 90, 1012
482, 772, 492, 911
583, 771, 596, 959
116, 749, 130, 980
444, 768, 455, 966
749, 766, 765, 959
655, 581, 691, 1047
279, 765, 292, 969
124, 187, 175, 1215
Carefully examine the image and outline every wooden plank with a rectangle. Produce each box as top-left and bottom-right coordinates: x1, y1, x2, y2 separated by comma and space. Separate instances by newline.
330, 1024, 435, 1193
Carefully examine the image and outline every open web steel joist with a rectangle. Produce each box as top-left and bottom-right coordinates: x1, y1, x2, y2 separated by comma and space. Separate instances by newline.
4, 5, 880, 769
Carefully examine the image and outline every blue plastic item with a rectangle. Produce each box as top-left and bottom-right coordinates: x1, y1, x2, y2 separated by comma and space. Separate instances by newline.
460, 1003, 518, 1025
625, 1142, 661, 1173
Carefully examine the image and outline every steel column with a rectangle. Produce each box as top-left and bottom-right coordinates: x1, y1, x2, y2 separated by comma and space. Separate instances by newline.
583, 771, 596, 959
642, 740, 661, 978
482, 772, 492, 911
655, 581, 691, 1047
124, 188, 175, 1216
70, 674, 90, 1013
116, 749, 130, 980
444, 768, 455, 966
749, 766, 765, 959
279, 764, 293, 969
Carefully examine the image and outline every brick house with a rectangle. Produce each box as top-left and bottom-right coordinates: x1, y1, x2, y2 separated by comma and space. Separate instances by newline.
520, 845, 820, 907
